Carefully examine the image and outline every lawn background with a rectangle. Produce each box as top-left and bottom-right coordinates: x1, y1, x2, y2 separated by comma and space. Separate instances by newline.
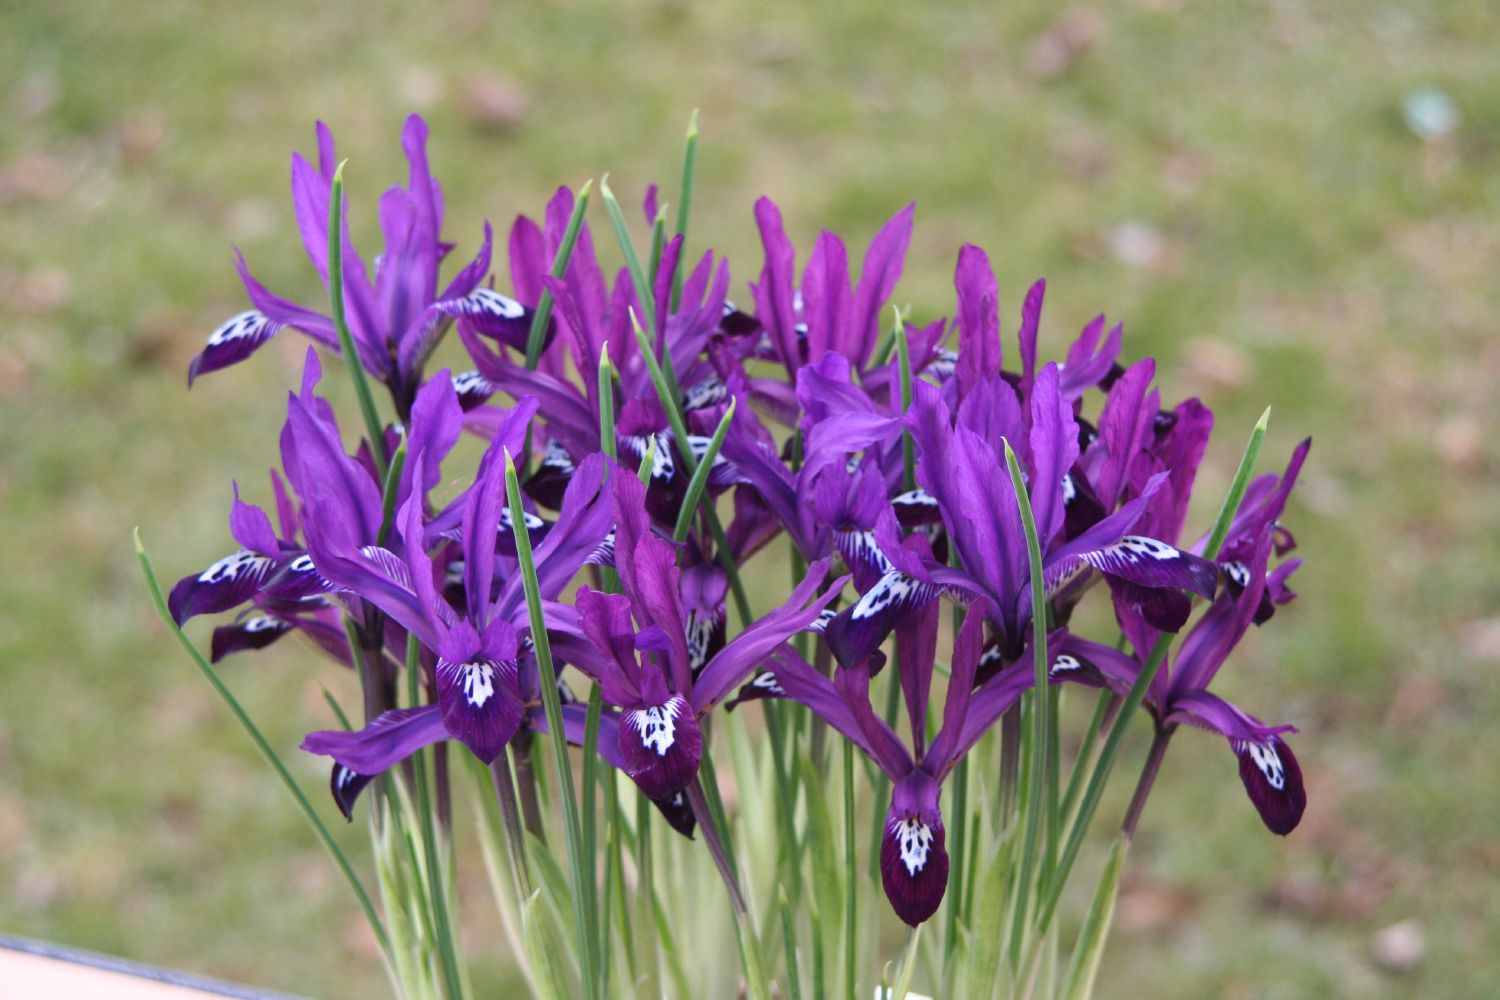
2, 1, 1498, 996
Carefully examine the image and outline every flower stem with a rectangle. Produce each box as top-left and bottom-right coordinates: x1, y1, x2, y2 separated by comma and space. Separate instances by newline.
1121, 724, 1175, 841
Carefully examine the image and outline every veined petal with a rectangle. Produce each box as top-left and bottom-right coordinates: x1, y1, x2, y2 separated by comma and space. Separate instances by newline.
187, 311, 284, 385
167, 550, 273, 626
436, 286, 539, 354
618, 695, 702, 800
824, 568, 941, 669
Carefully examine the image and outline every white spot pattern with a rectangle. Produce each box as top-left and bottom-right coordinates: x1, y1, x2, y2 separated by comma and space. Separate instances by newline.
627, 701, 682, 757
1061, 474, 1077, 504
686, 613, 715, 672
1050, 653, 1082, 676
1224, 561, 1250, 588
1114, 536, 1181, 561
682, 377, 727, 411
455, 661, 497, 708
893, 817, 935, 876
852, 569, 916, 621
750, 672, 786, 695
451, 370, 497, 396
241, 615, 285, 634
1240, 741, 1286, 790
453, 287, 526, 320
198, 550, 270, 584
542, 439, 575, 473
206, 311, 274, 347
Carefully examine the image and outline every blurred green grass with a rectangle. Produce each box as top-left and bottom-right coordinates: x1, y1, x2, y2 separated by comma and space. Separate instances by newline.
2, 0, 1499, 996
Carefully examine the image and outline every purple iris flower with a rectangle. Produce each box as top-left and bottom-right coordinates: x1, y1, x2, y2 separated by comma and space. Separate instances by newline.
822, 359, 1218, 669
555, 469, 844, 800
297, 420, 614, 805
463, 190, 735, 519
1054, 440, 1310, 834
188, 115, 534, 413
771, 602, 1033, 925
167, 350, 490, 681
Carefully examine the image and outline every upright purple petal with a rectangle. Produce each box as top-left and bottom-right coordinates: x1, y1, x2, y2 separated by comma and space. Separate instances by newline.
954, 245, 1000, 400
801, 230, 850, 366
753, 197, 801, 377
849, 203, 915, 368
1026, 363, 1080, 550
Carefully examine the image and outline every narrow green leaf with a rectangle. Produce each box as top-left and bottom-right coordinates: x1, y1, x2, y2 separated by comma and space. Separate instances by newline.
1001, 437, 1051, 965
888, 926, 922, 1000
673, 398, 736, 542
779, 886, 804, 1000
1059, 837, 1128, 1000
327, 162, 388, 477
626, 308, 753, 626
1036, 409, 1272, 939
505, 454, 598, 1000
647, 205, 668, 285
842, 741, 857, 1000
671, 109, 700, 311
377, 430, 409, 546
599, 176, 659, 341
597, 346, 617, 459
135, 530, 390, 960
521, 889, 571, 1000
526, 180, 592, 370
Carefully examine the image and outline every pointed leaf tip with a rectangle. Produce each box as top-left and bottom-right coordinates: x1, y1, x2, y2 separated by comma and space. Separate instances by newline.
1256, 406, 1272, 432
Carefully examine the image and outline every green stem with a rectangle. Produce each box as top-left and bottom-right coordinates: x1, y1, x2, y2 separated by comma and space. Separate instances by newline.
626, 309, 753, 626
135, 531, 390, 961
842, 741, 857, 1000
504, 454, 598, 1000
672, 399, 736, 542
408, 636, 465, 999
327, 163, 388, 477
1001, 437, 1052, 966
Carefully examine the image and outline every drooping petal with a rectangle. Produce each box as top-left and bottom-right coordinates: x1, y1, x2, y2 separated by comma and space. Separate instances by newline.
923, 603, 988, 773
187, 311, 285, 386
1235, 734, 1306, 835
880, 776, 948, 927
209, 613, 292, 662
618, 695, 702, 800
301, 704, 448, 777
824, 567, 942, 669
434, 648, 524, 765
